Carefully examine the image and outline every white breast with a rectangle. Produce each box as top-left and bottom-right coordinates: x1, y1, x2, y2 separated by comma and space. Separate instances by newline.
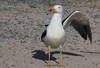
45, 13, 66, 48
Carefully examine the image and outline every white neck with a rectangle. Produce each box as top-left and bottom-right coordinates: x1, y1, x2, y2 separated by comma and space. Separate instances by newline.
48, 13, 63, 28
47, 12, 65, 42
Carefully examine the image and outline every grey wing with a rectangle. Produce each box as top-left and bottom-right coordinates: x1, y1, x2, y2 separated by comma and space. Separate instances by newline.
62, 11, 92, 43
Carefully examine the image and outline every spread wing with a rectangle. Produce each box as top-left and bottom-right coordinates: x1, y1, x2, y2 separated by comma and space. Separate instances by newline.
62, 11, 92, 43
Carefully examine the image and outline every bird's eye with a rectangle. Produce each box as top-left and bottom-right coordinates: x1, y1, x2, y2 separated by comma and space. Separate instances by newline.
58, 7, 60, 8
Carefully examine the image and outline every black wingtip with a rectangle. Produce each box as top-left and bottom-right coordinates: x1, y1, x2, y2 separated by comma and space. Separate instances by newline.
84, 25, 92, 44
86, 25, 92, 44
71, 20, 92, 43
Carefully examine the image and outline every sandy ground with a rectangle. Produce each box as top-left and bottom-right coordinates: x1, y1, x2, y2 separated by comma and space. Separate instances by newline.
0, 0, 100, 68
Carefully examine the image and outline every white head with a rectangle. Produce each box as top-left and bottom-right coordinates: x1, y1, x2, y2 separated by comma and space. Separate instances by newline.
49, 5, 63, 13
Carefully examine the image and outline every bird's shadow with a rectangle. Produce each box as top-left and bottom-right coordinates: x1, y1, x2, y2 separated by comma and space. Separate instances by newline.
80, 51, 100, 54
31, 50, 83, 63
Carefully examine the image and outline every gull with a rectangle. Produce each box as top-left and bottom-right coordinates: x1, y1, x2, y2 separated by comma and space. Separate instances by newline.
41, 5, 92, 66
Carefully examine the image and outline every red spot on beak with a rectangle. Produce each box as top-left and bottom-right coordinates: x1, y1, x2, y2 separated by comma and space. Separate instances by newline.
49, 7, 55, 12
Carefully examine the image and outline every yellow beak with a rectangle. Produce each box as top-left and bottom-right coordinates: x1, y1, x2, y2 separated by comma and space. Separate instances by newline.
49, 7, 55, 12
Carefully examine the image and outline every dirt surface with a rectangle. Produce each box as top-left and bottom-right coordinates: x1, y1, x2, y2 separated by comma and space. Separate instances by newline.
0, 0, 100, 68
